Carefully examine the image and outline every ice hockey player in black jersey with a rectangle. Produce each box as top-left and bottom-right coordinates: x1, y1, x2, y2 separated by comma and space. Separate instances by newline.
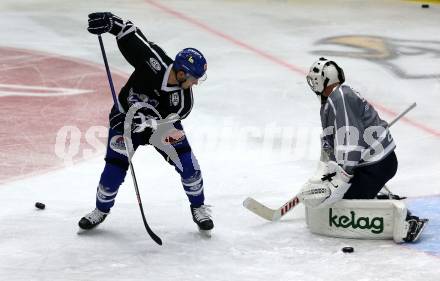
299, 57, 427, 242
78, 12, 213, 234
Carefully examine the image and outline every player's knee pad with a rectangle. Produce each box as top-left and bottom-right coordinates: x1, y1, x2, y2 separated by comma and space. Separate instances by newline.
171, 134, 192, 157
158, 136, 200, 177
305, 199, 410, 243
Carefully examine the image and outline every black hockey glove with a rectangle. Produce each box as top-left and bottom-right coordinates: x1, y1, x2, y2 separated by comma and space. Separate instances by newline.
87, 12, 123, 35
109, 106, 154, 135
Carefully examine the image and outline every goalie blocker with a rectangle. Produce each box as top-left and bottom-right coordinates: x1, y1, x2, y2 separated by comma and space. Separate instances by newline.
305, 199, 427, 243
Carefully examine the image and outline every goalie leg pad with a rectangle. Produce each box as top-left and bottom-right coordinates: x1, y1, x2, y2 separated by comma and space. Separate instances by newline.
305, 199, 410, 242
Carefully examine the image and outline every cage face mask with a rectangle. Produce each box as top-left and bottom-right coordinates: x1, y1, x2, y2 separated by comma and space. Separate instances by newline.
306, 57, 345, 96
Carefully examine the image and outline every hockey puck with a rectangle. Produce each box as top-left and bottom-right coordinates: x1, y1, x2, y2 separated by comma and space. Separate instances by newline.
35, 202, 45, 210
421, 4, 430, 8
342, 246, 354, 253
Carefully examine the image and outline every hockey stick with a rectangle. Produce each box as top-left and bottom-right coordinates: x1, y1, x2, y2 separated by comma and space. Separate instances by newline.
243, 102, 417, 221
388, 102, 416, 127
97, 35, 162, 245
243, 196, 300, 221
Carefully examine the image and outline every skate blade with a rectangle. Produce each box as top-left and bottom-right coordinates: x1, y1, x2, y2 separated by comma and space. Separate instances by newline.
76, 226, 95, 235
412, 220, 429, 242
76, 228, 88, 235
198, 228, 212, 238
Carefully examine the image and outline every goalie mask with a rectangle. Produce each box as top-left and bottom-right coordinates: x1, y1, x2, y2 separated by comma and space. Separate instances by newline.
306, 57, 345, 96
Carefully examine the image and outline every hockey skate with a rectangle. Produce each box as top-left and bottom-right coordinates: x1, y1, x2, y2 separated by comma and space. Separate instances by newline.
191, 205, 214, 237
78, 208, 108, 231
376, 186, 406, 200
404, 215, 428, 242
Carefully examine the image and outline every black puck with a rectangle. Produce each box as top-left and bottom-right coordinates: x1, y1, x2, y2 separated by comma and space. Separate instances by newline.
35, 202, 45, 209
421, 4, 430, 8
342, 246, 354, 253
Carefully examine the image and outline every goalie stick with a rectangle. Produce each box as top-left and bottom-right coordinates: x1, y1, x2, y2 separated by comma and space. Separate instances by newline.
243, 102, 417, 221
243, 196, 300, 221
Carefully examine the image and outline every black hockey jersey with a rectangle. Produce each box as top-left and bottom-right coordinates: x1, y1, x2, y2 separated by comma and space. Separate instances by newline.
112, 22, 194, 126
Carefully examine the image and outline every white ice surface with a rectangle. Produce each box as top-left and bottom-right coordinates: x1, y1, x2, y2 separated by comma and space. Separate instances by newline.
1, 1, 440, 280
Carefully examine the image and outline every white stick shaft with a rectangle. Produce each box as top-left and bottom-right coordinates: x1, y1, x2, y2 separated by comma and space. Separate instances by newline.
388, 102, 416, 127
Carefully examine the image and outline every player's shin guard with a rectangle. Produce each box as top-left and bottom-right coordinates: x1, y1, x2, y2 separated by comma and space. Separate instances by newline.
182, 170, 205, 207
96, 162, 127, 212
181, 170, 213, 231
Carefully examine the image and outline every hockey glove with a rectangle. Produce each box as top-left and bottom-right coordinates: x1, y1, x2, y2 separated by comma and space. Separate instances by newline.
132, 112, 158, 133
109, 107, 154, 135
319, 161, 352, 207
133, 113, 181, 133
87, 12, 123, 35
299, 180, 330, 208
299, 161, 352, 208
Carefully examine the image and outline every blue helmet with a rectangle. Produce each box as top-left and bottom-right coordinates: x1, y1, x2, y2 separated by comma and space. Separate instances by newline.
173, 48, 207, 79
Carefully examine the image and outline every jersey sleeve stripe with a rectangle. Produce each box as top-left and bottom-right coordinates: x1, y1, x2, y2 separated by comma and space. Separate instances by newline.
339, 87, 352, 170
134, 33, 168, 68
116, 24, 136, 40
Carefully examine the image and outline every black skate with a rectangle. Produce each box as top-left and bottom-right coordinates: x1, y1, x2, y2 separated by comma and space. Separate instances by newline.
376, 193, 406, 200
404, 215, 428, 242
191, 205, 214, 236
78, 208, 108, 230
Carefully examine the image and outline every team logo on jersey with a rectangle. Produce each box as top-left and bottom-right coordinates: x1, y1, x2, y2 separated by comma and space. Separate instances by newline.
170, 92, 180, 106
149, 58, 162, 71
110, 135, 127, 156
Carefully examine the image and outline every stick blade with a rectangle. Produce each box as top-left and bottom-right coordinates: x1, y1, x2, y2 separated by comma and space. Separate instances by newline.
142, 216, 162, 245
243, 197, 280, 221
147, 228, 163, 245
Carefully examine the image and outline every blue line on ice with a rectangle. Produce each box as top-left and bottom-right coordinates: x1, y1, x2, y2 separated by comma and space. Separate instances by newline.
406, 196, 440, 256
